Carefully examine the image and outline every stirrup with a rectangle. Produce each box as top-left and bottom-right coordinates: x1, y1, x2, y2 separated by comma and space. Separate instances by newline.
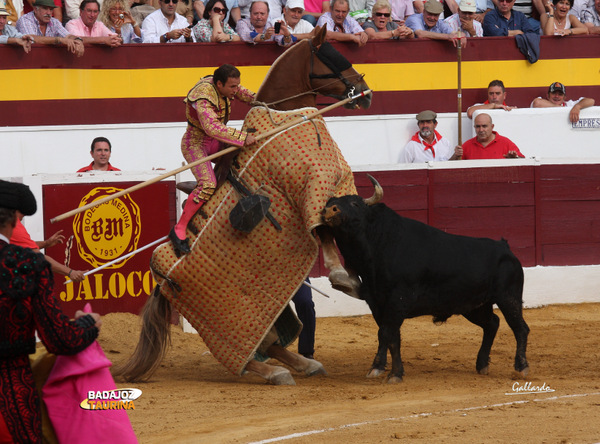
169, 228, 190, 257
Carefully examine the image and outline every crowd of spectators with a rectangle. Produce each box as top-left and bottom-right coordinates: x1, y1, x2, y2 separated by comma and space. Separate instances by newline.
3, 0, 600, 51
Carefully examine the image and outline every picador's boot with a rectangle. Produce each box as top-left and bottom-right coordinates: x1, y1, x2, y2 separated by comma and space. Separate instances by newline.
170, 197, 205, 257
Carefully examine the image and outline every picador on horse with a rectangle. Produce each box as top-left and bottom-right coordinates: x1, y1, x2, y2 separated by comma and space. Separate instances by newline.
115, 26, 373, 385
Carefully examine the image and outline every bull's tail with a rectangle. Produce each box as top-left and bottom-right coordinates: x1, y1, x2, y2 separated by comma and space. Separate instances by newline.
112, 286, 172, 382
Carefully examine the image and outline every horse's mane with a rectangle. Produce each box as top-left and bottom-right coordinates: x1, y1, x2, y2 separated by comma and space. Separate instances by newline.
256, 39, 310, 98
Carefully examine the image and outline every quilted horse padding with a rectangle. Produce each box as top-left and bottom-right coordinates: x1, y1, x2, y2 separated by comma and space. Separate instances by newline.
151, 106, 357, 375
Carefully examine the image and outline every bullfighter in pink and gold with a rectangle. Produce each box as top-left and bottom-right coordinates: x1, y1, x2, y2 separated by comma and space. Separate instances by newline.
171, 64, 257, 256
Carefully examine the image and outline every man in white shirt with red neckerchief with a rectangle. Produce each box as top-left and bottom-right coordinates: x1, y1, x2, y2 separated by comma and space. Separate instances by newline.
531, 81, 595, 123
399, 110, 461, 163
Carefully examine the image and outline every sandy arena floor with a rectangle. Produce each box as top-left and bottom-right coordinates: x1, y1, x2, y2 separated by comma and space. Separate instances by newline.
100, 303, 600, 444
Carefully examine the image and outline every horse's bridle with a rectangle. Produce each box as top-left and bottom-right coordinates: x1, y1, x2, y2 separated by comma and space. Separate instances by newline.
308, 40, 365, 105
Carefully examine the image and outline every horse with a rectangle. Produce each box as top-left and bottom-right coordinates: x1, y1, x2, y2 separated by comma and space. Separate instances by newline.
114, 26, 372, 385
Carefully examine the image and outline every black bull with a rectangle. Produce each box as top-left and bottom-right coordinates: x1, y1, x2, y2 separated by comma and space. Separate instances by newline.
321, 176, 530, 383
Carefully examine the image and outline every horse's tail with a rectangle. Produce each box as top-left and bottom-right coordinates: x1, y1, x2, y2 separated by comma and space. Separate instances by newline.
112, 286, 172, 382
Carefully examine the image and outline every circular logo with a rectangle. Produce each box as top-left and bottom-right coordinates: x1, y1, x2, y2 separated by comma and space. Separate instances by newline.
73, 187, 141, 269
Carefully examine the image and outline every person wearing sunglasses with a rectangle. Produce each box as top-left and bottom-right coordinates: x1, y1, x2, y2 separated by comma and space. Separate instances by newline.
444, 0, 483, 35
362, 0, 414, 38
193, 0, 241, 41
141, 0, 194, 42
482, 0, 537, 35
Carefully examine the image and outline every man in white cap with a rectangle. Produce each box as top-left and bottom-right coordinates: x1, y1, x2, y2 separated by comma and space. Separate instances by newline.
405, 0, 466, 44
399, 110, 461, 163
0, 2, 34, 51
274, 0, 315, 40
444, 0, 483, 36
16, 0, 85, 56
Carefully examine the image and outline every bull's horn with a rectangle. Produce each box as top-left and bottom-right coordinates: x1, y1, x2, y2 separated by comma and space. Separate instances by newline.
363, 174, 383, 206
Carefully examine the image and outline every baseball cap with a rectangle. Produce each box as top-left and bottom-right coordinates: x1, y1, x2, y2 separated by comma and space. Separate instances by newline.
424, 0, 444, 14
459, 0, 476, 12
416, 110, 437, 121
548, 82, 566, 94
286, 0, 304, 9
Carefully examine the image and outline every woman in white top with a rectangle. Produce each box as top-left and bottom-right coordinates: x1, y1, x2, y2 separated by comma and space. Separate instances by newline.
540, 0, 588, 35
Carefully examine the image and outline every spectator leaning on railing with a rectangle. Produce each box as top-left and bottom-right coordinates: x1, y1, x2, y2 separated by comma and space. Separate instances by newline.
1, 3, 34, 52
193, 0, 241, 41
65, 0, 123, 47
581, 0, 600, 32
100, 0, 143, 43
16, 0, 85, 56
540, 0, 588, 35
531, 82, 595, 123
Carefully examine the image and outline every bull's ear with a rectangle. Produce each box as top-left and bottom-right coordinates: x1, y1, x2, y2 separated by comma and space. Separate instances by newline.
363, 174, 383, 206
312, 25, 327, 48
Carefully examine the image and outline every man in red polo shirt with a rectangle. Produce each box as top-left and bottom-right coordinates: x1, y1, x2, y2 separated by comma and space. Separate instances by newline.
77, 137, 120, 172
467, 79, 517, 119
456, 113, 525, 160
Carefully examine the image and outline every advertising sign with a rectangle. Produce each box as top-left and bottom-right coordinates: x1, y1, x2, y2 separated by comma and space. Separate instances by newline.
43, 181, 176, 317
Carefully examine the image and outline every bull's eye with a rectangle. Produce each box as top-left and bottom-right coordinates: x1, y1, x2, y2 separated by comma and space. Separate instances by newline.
351, 202, 359, 207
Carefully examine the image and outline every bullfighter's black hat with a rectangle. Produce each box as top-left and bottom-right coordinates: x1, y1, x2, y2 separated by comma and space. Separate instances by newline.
0, 180, 37, 215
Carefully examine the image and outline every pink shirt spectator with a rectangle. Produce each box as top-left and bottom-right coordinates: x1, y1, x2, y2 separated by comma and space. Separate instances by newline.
304, 0, 326, 12
66, 17, 115, 37
390, 0, 414, 21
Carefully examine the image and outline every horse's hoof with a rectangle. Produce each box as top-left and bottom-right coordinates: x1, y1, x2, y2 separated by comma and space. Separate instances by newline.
366, 368, 385, 378
385, 374, 403, 384
477, 366, 489, 375
512, 367, 529, 380
305, 359, 328, 377
268, 367, 296, 386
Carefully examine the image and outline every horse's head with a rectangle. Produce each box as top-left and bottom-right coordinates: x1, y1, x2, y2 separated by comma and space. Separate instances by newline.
307, 26, 372, 110
255, 26, 372, 111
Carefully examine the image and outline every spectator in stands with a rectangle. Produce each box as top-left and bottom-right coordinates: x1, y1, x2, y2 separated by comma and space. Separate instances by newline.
363, 0, 415, 38
142, 0, 193, 42
266, 0, 286, 19
571, 0, 593, 19
316, 0, 368, 45
540, 0, 588, 34
445, 0, 484, 35
348, 0, 375, 24
237, 0, 292, 43
580, 0, 600, 31
275, 0, 315, 41
237, 0, 274, 40
100, 0, 143, 43
467, 79, 516, 118
455, 113, 524, 159
483, 0, 537, 35
399, 110, 461, 163
209, 0, 241, 28
21, 0, 63, 23
175, 0, 195, 24
406, 0, 466, 45
77, 137, 121, 172
131, 0, 157, 24
301, 0, 329, 25
389, 0, 416, 21
66, 0, 123, 47
472, 0, 491, 22
16, 0, 85, 56
488, 0, 544, 31
193, 0, 241, 41
531, 82, 595, 123
1, 4, 34, 52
